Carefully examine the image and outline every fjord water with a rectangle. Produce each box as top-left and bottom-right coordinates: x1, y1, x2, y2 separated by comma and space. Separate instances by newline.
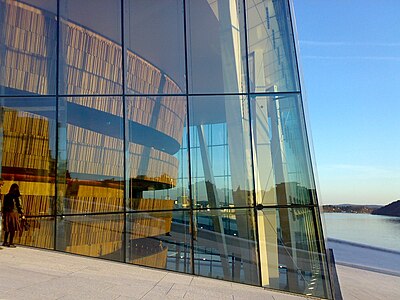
323, 213, 400, 251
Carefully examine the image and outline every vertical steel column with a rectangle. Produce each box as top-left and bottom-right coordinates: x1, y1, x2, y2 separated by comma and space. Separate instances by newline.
54, 0, 60, 250
121, 0, 128, 263
242, 0, 263, 287
182, 0, 194, 275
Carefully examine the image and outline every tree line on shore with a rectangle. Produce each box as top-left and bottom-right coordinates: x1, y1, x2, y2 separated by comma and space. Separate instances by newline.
323, 200, 400, 217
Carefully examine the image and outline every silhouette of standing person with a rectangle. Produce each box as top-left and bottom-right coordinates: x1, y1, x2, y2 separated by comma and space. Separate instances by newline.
0, 178, 3, 250
2, 183, 25, 247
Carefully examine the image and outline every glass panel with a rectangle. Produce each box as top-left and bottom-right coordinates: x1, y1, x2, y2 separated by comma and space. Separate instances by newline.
59, 0, 122, 95
193, 208, 259, 285
186, 0, 247, 94
124, 0, 185, 94
257, 207, 331, 298
13, 216, 54, 249
0, 0, 57, 95
189, 96, 254, 208
0, 97, 56, 216
56, 214, 124, 262
126, 96, 188, 211
250, 94, 316, 206
246, 0, 299, 92
57, 97, 124, 214
127, 211, 191, 273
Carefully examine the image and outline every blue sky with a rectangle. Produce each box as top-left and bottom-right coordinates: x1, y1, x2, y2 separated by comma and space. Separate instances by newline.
293, 0, 400, 205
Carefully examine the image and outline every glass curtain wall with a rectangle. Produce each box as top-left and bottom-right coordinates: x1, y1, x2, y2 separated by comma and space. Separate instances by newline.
0, 0, 333, 298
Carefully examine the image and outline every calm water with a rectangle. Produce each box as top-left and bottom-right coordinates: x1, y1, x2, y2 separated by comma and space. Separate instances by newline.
323, 213, 400, 251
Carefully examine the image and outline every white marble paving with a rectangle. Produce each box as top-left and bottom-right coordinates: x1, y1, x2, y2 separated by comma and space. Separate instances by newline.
0, 246, 304, 300
0, 246, 399, 299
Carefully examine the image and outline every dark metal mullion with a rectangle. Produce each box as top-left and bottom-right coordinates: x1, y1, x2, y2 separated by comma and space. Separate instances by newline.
120, 0, 128, 264
126, 208, 190, 214
35, 211, 125, 218
241, 0, 263, 286
33, 203, 320, 219
249, 91, 299, 97
54, 0, 60, 251
0, 94, 59, 98
182, 0, 195, 276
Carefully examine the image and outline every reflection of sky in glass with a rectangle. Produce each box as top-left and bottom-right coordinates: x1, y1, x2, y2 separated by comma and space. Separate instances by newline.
194, 124, 230, 178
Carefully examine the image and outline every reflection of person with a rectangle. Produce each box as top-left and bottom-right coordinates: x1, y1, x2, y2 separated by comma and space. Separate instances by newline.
0, 178, 3, 250
2, 183, 25, 248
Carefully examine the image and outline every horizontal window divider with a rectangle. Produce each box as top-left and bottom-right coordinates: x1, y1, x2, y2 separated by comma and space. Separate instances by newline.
186, 92, 248, 97
125, 93, 186, 97
25, 214, 55, 219
192, 205, 254, 212
24, 203, 318, 219
248, 91, 301, 97
190, 204, 324, 212
58, 93, 186, 98
58, 94, 124, 98
23, 206, 318, 219
1, 92, 303, 99
0, 94, 57, 98
126, 208, 190, 214
123, 235, 189, 249
256, 203, 318, 210
56, 211, 125, 217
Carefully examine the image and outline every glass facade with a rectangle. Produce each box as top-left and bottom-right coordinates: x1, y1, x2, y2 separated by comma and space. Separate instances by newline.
0, 0, 333, 298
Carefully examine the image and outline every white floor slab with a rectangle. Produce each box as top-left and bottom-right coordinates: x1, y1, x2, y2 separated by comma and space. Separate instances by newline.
1, 245, 399, 299
0, 246, 304, 300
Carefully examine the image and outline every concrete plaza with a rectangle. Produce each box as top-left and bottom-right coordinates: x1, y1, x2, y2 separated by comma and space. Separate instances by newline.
0, 246, 399, 299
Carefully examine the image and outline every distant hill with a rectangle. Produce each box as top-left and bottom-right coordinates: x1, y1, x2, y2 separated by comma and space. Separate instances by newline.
371, 200, 400, 217
335, 204, 382, 209
323, 204, 382, 214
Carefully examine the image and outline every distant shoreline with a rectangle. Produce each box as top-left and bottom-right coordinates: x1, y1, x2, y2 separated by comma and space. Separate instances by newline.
322, 204, 381, 214
323, 200, 400, 217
